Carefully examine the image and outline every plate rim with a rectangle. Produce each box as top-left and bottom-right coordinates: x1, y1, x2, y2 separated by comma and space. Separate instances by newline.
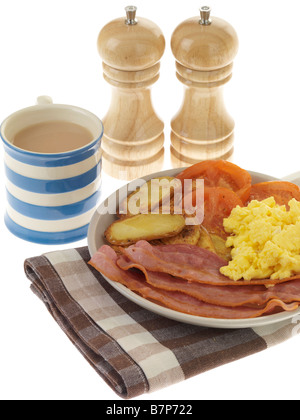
88, 167, 300, 329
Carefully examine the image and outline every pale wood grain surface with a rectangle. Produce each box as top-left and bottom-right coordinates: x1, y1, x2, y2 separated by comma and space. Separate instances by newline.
170, 12, 238, 167
97, 13, 165, 180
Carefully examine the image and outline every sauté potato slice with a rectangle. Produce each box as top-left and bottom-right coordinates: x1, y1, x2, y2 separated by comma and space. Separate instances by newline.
197, 226, 216, 254
160, 224, 200, 245
105, 213, 186, 246
197, 226, 232, 261
210, 234, 232, 261
118, 177, 178, 218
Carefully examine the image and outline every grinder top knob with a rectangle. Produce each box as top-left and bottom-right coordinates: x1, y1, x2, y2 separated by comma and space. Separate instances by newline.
97, 6, 165, 72
171, 6, 238, 72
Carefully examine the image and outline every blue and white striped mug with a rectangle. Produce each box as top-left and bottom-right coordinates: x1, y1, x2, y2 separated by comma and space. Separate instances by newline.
1, 96, 103, 244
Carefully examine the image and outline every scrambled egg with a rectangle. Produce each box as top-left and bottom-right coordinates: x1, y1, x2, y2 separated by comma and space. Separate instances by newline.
220, 197, 300, 281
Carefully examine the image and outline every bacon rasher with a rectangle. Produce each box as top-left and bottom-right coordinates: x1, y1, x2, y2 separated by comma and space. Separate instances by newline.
89, 244, 300, 319
120, 241, 300, 287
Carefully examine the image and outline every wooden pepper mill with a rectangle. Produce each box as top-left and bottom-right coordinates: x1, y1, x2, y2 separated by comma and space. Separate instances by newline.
170, 6, 239, 167
97, 6, 165, 180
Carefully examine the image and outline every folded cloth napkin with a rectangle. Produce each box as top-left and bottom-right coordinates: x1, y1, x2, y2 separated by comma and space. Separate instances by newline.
24, 246, 300, 399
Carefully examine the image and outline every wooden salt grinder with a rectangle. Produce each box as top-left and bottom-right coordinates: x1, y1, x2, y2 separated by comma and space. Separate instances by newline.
170, 6, 239, 166
97, 6, 165, 180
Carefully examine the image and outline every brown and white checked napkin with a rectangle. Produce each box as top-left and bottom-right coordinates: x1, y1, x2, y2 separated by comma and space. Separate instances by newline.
24, 246, 300, 399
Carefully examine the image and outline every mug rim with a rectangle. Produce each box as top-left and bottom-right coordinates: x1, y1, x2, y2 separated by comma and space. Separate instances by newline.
0, 103, 104, 157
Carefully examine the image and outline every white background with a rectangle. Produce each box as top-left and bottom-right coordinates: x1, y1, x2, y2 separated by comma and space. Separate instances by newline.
1, 0, 300, 401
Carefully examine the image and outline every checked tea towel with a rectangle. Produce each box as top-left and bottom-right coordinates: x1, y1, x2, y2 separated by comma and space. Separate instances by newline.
24, 246, 300, 399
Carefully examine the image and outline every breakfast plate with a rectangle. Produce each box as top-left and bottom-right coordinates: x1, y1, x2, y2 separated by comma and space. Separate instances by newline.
88, 167, 300, 329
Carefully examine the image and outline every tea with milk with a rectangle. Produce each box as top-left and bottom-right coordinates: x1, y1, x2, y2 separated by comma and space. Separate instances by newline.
13, 120, 94, 153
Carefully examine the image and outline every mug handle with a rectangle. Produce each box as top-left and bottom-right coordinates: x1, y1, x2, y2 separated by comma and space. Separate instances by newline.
36, 95, 53, 105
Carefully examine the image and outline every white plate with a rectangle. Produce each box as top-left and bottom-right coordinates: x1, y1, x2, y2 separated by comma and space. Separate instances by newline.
88, 167, 300, 329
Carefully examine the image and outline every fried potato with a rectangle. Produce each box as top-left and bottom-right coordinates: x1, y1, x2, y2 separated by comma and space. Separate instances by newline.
160, 224, 200, 245
197, 226, 216, 253
110, 245, 127, 255
197, 226, 232, 261
210, 234, 232, 261
105, 213, 186, 246
118, 177, 180, 218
